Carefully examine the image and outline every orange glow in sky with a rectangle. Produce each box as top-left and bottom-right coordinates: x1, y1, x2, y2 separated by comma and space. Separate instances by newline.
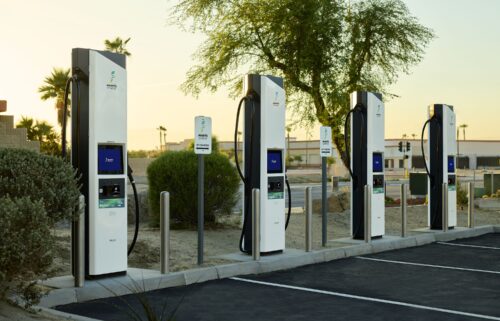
0, 0, 499, 149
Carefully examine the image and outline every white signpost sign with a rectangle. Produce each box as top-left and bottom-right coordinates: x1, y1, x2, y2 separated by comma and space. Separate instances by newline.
194, 116, 212, 155
320, 126, 332, 157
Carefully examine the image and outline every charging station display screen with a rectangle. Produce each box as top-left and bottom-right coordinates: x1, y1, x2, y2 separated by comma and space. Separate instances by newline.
98, 145, 124, 175
267, 150, 283, 174
448, 156, 455, 173
373, 153, 383, 173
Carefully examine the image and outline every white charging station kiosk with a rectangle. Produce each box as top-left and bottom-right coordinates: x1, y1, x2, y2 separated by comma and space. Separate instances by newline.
426, 104, 457, 229
349, 91, 385, 239
241, 74, 286, 254
71, 48, 128, 278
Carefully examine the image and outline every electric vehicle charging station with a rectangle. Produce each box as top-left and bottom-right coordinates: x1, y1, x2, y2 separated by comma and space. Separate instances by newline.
422, 104, 457, 229
347, 91, 385, 240
235, 74, 289, 254
71, 48, 128, 278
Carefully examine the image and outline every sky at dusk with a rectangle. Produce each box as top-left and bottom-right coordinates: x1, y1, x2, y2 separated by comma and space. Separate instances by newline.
0, 0, 499, 149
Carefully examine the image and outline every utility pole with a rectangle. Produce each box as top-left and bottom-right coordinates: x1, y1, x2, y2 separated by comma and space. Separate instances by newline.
157, 126, 166, 151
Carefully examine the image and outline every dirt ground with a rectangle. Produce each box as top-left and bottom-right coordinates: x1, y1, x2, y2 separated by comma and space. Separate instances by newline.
51, 204, 500, 275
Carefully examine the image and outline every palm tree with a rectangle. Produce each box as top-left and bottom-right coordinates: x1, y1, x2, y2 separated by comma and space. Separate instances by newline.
460, 124, 468, 140
38, 68, 71, 127
16, 116, 37, 140
104, 37, 131, 56
411, 133, 416, 140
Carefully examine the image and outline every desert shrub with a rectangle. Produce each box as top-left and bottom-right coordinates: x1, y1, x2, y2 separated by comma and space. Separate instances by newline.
0, 197, 53, 306
456, 181, 468, 206
0, 148, 80, 223
147, 150, 239, 227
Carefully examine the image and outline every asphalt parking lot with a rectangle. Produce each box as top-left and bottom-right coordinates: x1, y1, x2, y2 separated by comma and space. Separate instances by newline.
57, 233, 500, 321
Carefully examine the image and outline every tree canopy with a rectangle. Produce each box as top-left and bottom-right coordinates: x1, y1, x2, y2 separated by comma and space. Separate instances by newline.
171, 0, 434, 167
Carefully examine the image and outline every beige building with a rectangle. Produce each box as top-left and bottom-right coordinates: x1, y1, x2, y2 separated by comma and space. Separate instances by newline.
0, 100, 39, 152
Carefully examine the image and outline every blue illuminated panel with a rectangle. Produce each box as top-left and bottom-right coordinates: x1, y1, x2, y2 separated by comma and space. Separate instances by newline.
267, 150, 283, 174
448, 156, 455, 173
373, 153, 383, 173
98, 145, 124, 175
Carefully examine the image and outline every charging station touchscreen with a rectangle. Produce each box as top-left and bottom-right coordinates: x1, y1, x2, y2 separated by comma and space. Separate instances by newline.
267, 150, 283, 174
373, 153, 383, 173
448, 156, 455, 173
98, 145, 124, 174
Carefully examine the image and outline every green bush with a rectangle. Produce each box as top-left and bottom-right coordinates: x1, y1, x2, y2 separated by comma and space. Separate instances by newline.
0, 148, 80, 306
456, 181, 468, 206
147, 150, 240, 227
0, 148, 80, 223
0, 197, 53, 305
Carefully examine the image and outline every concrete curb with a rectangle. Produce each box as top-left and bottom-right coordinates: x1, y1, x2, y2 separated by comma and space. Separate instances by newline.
38, 224, 499, 321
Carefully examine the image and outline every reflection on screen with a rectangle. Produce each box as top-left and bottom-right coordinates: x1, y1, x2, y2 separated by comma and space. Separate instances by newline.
98, 145, 124, 174
373, 153, 383, 173
448, 156, 455, 173
267, 150, 283, 174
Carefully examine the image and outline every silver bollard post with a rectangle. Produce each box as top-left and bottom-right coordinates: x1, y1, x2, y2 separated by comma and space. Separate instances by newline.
401, 183, 407, 238
74, 195, 85, 288
468, 182, 475, 228
442, 183, 448, 232
305, 187, 313, 252
491, 173, 495, 196
364, 185, 372, 243
252, 188, 260, 261
160, 192, 170, 274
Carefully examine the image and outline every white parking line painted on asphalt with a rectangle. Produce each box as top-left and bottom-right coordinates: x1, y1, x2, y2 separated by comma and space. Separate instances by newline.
230, 277, 500, 320
355, 256, 500, 275
437, 242, 500, 250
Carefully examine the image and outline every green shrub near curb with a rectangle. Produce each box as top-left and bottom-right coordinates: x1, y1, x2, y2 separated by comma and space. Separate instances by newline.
0, 148, 80, 223
0, 148, 80, 306
147, 150, 239, 228
0, 197, 53, 305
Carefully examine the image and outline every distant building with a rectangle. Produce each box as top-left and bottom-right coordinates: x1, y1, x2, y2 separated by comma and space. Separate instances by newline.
165, 137, 500, 177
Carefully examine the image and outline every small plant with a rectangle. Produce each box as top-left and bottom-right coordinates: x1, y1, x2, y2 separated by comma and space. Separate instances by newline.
147, 150, 239, 228
100, 276, 185, 321
456, 181, 468, 206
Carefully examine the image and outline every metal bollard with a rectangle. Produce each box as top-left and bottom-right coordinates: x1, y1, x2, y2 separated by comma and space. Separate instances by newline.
160, 192, 170, 274
364, 185, 372, 243
74, 195, 85, 288
491, 173, 495, 196
252, 189, 260, 261
468, 182, 475, 228
442, 183, 448, 232
401, 183, 407, 238
305, 187, 313, 252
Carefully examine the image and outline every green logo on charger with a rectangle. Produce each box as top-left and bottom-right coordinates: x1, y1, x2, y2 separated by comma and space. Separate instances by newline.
107, 71, 117, 90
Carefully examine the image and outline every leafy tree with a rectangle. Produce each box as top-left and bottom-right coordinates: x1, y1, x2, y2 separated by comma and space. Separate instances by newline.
171, 0, 434, 168
38, 68, 71, 127
104, 37, 132, 56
